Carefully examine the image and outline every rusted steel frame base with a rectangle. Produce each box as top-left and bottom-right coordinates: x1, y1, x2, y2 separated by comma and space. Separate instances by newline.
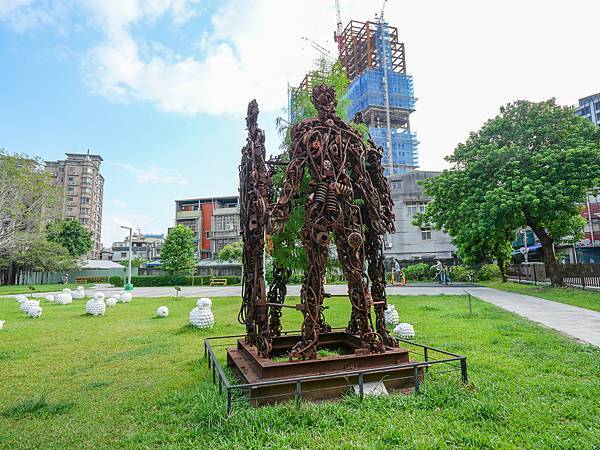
226, 332, 423, 405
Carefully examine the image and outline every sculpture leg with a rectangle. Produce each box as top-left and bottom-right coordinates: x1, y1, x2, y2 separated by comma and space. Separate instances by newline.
334, 203, 384, 353
365, 227, 398, 348
267, 265, 292, 337
290, 211, 328, 360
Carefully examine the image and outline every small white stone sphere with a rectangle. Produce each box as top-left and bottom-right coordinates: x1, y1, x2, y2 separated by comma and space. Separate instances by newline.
156, 306, 169, 318
63, 288, 72, 294
85, 297, 106, 316
393, 323, 415, 339
105, 297, 117, 307
15, 294, 28, 303
45, 294, 55, 303
384, 304, 400, 326
118, 291, 132, 303
28, 305, 43, 318
0, 320, 5, 330
20, 299, 40, 314
189, 302, 214, 329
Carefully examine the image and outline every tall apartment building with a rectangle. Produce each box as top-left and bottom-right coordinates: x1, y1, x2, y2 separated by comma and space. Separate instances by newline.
384, 171, 455, 262
45, 151, 104, 259
174, 196, 240, 259
575, 93, 600, 125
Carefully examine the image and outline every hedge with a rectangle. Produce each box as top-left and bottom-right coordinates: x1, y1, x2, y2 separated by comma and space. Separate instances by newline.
108, 275, 241, 287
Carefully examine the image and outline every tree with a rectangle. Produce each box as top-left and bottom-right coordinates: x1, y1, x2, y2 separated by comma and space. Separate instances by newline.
13, 239, 75, 272
46, 219, 93, 257
161, 225, 196, 275
118, 256, 147, 268
419, 99, 600, 285
217, 241, 243, 262
0, 150, 62, 254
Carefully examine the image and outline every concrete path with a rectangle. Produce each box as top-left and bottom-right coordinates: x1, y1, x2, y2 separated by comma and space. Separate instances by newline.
6, 283, 599, 347
463, 287, 600, 347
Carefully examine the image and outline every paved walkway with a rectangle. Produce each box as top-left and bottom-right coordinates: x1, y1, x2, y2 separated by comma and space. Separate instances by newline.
463, 287, 600, 347
6, 283, 599, 347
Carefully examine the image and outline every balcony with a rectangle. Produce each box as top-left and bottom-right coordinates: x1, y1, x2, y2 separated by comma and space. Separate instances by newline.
176, 210, 201, 219
207, 228, 240, 239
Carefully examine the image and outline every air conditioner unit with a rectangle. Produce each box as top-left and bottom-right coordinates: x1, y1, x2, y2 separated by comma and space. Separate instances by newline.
227, 224, 235, 231
385, 242, 393, 249
594, 240, 600, 246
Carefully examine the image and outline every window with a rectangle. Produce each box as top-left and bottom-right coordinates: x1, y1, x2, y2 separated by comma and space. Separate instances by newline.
67, 187, 75, 192
121, 252, 127, 257
80, 218, 89, 225
421, 227, 432, 240
81, 187, 91, 194
406, 201, 427, 217
391, 180, 402, 190
80, 196, 91, 204
82, 176, 92, 185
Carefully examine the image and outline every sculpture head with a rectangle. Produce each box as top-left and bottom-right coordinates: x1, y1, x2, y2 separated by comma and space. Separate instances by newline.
311, 85, 337, 117
246, 99, 259, 130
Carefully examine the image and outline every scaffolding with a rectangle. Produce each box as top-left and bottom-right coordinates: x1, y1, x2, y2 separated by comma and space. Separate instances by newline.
338, 19, 418, 175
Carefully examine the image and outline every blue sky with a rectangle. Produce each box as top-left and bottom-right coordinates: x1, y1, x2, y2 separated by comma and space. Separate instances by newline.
1, 0, 599, 245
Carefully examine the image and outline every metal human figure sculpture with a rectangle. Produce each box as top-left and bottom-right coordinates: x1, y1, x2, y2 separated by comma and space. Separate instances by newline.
270, 85, 390, 360
238, 99, 272, 356
353, 112, 398, 347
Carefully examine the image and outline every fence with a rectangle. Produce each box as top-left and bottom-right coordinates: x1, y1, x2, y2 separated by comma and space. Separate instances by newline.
507, 263, 600, 288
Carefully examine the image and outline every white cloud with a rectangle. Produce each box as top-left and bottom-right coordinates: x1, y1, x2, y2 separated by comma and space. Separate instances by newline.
114, 162, 188, 186
0, 0, 60, 32
101, 211, 163, 246
112, 199, 128, 208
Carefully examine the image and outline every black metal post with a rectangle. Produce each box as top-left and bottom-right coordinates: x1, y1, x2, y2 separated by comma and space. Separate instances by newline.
227, 389, 232, 416
413, 365, 420, 393
358, 373, 364, 399
219, 374, 223, 395
295, 381, 302, 404
424, 347, 429, 373
460, 358, 468, 384
212, 363, 216, 384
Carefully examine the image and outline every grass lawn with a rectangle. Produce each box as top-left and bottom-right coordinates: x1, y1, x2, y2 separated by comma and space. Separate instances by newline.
1, 294, 599, 448
0, 283, 95, 296
484, 280, 600, 312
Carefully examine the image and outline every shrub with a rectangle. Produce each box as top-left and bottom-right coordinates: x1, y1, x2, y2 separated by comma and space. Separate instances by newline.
403, 263, 431, 281
449, 266, 476, 282
76, 276, 108, 284
108, 275, 241, 287
477, 264, 502, 281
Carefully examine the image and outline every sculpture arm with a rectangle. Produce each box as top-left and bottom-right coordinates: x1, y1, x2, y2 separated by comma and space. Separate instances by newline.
269, 139, 308, 234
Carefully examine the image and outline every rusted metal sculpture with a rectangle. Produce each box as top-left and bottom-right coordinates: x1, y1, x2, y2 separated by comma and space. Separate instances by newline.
238, 99, 272, 356
353, 112, 397, 347
269, 85, 393, 359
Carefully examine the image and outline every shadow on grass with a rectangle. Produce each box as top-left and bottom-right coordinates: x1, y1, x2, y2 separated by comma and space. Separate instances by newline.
173, 324, 214, 336
2, 396, 74, 418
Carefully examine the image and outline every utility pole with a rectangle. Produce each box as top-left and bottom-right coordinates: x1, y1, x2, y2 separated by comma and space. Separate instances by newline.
121, 225, 133, 289
379, 0, 394, 175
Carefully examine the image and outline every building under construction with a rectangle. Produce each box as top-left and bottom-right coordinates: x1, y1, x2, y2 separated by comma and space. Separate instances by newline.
338, 19, 418, 175
289, 17, 418, 175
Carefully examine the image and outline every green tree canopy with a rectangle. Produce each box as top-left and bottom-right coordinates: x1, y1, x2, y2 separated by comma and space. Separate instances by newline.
217, 241, 243, 262
46, 218, 93, 257
161, 225, 196, 275
11, 238, 75, 272
0, 150, 61, 254
419, 99, 600, 285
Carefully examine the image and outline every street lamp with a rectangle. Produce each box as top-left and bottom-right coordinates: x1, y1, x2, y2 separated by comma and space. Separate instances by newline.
120, 225, 133, 290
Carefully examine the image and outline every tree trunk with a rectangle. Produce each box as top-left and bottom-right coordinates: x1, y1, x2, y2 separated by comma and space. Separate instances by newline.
496, 252, 508, 282
527, 222, 562, 286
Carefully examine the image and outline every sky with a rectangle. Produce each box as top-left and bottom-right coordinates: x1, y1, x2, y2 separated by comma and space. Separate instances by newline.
1, 0, 599, 247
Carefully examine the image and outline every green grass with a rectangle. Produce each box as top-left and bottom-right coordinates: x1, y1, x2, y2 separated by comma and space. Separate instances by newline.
0, 283, 94, 296
0, 294, 599, 448
484, 280, 600, 312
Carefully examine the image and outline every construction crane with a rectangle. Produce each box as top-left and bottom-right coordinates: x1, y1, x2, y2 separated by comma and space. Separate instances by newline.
379, 0, 394, 175
301, 36, 334, 60
335, 0, 343, 45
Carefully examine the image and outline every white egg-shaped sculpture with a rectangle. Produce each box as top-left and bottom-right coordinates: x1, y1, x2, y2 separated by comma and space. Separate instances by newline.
0, 320, 5, 330
105, 297, 117, 308
85, 293, 106, 316
393, 323, 415, 339
28, 305, 43, 318
156, 306, 169, 318
72, 286, 86, 299
15, 294, 28, 303
20, 299, 40, 314
118, 291, 132, 303
55, 289, 72, 305
189, 297, 214, 329
45, 294, 55, 303
384, 304, 400, 326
